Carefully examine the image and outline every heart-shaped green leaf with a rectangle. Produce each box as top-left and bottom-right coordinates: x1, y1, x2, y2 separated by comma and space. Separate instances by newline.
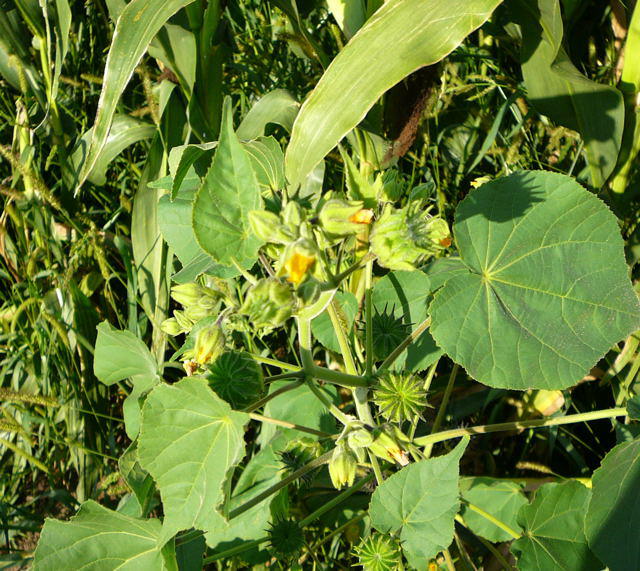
369, 438, 468, 567
430, 171, 640, 389
193, 99, 264, 267
138, 377, 248, 543
511, 481, 601, 570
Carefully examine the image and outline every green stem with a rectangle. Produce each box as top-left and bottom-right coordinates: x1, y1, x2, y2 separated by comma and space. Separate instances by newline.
228, 451, 332, 520
378, 316, 432, 373
203, 538, 268, 564
252, 355, 302, 372
243, 380, 303, 413
297, 316, 315, 373
332, 252, 375, 285
264, 371, 306, 383
327, 300, 358, 374
248, 412, 331, 438
310, 365, 369, 388
364, 259, 373, 377
298, 473, 374, 527
306, 379, 351, 425
462, 500, 521, 540
424, 364, 459, 457
414, 407, 627, 447
455, 515, 516, 570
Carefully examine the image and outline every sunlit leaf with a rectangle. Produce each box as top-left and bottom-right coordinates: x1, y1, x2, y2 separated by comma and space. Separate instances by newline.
369, 438, 468, 567
285, 0, 502, 187
430, 171, 640, 389
138, 377, 248, 542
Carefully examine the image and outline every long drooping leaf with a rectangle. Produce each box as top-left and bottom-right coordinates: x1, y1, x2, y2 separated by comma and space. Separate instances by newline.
430, 171, 640, 389
511, 481, 601, 570
70, 114, 155, 186
585, 439, 640, 570
32, 501, 175, 570
369, 438, 468, 567
192, 99, 264, 266
138, 378, 248, 543
285, 0, 502, 187
236, 89, 299, 140
511, 0, 624, 187
75, 0, 196, 191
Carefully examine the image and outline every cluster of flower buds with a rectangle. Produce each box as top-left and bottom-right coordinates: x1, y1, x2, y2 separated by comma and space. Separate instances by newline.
161, 282, 222, 336
328, 419, 410, 489
370, 205, 451, 270
239, 277, 295, 329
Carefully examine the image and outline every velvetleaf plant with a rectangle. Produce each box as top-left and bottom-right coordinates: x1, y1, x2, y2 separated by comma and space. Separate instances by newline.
30, 0, 640, 569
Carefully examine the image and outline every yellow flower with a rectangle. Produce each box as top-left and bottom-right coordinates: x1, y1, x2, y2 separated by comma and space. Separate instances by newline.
285, 250, 316, 284
348, 208, 374, 225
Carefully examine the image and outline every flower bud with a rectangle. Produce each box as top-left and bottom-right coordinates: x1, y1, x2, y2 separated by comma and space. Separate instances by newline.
239, 278, 294, 329
173, 310, 194, 333
249, 210, 292, 244
193, 324, 225, 365
160, 317, 182, 336
171, 283, 204, 307
373, 370, 427, 424
370, 206, 450, 270
328, 443, 358, 489
282, 201, 303, 228
368, 425, 409, 466
280, 239, 317, 285
319, 199, 372, 236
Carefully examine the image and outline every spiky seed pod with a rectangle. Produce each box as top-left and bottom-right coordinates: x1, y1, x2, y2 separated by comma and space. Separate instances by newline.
370, 305, 412, 361
373, 371, 427, 424
354, 533, 403, 571
204, 351, 264, 410
267, 517, 305, 559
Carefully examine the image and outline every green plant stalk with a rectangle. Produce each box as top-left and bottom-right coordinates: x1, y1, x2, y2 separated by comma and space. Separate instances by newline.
248, 412, 331, 438
252, 355, 302, 371
377, 316, 432, 372
615, 349, 640, 406
297, 315, 368, 387
305, 379, 351, 425
203, 537, 269, 563
415, 407, 627, 447
364, 259, 373, 377
243, 380, 303, 413
228, 450, 333, 520
298, 473, 374, 527
455, 515, 515, 570
462, 500, 522, 540
424, 364, 459, 457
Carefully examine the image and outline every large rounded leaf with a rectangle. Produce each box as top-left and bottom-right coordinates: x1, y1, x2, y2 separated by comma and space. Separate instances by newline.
430, 171, 640, 389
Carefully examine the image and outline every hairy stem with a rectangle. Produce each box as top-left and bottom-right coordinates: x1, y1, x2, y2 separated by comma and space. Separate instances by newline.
415, 407, 627, 447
